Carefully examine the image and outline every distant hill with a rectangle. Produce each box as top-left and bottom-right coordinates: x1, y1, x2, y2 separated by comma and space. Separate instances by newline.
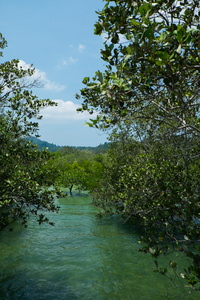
28, 137, 62, 152
28, 137, 110, 153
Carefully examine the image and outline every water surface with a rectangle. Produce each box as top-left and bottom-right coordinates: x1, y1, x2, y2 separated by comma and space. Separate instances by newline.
0, 194, 198, 299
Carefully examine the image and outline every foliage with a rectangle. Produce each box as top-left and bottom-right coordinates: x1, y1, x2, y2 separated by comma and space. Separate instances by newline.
0, 34, 61, 230
93, 127, 200, 291
60, 161, 87, 196
77, 0, 200, 293
45, 147, 105, 196
77, 0, 200, 135
75, 142, 110, 154
28, 137, 61, 152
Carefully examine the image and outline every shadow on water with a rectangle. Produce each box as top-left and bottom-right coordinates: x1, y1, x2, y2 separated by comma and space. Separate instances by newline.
0, 193, 199, 300
0, 271, 78, 300
0, 222, 79, 300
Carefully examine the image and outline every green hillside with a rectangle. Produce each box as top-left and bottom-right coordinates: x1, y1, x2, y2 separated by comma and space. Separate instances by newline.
28, 137, 62, 152
28, 137, 110, 153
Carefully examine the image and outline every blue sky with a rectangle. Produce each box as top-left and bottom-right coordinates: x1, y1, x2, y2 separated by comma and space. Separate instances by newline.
0, 0, 108, 146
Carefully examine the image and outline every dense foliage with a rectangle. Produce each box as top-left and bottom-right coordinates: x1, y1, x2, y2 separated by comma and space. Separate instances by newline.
45, 146, 105, 196
0, 34, 61, 230
77, 0, 200, 293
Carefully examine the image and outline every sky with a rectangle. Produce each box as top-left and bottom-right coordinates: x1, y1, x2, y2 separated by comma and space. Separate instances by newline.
0, 0, 109, 146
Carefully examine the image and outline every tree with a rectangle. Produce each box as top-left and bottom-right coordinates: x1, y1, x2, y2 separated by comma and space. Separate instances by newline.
92, 123, 200, 292
46, 149, 105, 196
77, 0, 200, 293
0, 33, 61, 230
78, 0, 200, 136
60, 161, 87, 196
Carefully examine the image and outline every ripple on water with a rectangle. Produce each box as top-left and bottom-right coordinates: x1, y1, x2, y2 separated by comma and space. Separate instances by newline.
0, 195, 199, 300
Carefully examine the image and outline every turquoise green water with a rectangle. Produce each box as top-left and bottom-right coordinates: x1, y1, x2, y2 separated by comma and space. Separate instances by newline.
0, 194, 199, 300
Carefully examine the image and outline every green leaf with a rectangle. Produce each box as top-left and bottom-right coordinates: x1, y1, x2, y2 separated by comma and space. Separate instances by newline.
170, 261, 177, 269
131, 19, 140, 26
97, 71, 103, 83
139, 2, 149, 17
82, 77, 90, 84
159, 31, 168, 42
176, 44, 182, 54
84, 122, 94, 127
111, 33, 119, 44
156, 59, 165, 66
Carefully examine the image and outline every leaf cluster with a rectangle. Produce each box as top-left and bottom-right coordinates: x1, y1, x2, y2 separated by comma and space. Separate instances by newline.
0, 34, 60, 230
78, 0, 200, 136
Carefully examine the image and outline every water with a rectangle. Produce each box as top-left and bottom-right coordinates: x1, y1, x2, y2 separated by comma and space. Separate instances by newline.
0, 194, 199, 300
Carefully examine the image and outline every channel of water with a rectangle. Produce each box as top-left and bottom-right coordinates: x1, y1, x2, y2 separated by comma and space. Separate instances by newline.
0, 194, 199, 299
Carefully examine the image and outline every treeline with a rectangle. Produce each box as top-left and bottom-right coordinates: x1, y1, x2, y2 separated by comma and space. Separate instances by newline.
74, 142, 110, 154
44, 145, 107, 196
29, 136, 110, 154
28, 140, 109, 197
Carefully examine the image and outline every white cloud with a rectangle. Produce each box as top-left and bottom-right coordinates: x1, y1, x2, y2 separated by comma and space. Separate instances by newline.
58, 56, 78, 69
18, 60, 66, 92
68, 56, 78, 64
78, 44, 86, 53
41, 99, 97, 121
